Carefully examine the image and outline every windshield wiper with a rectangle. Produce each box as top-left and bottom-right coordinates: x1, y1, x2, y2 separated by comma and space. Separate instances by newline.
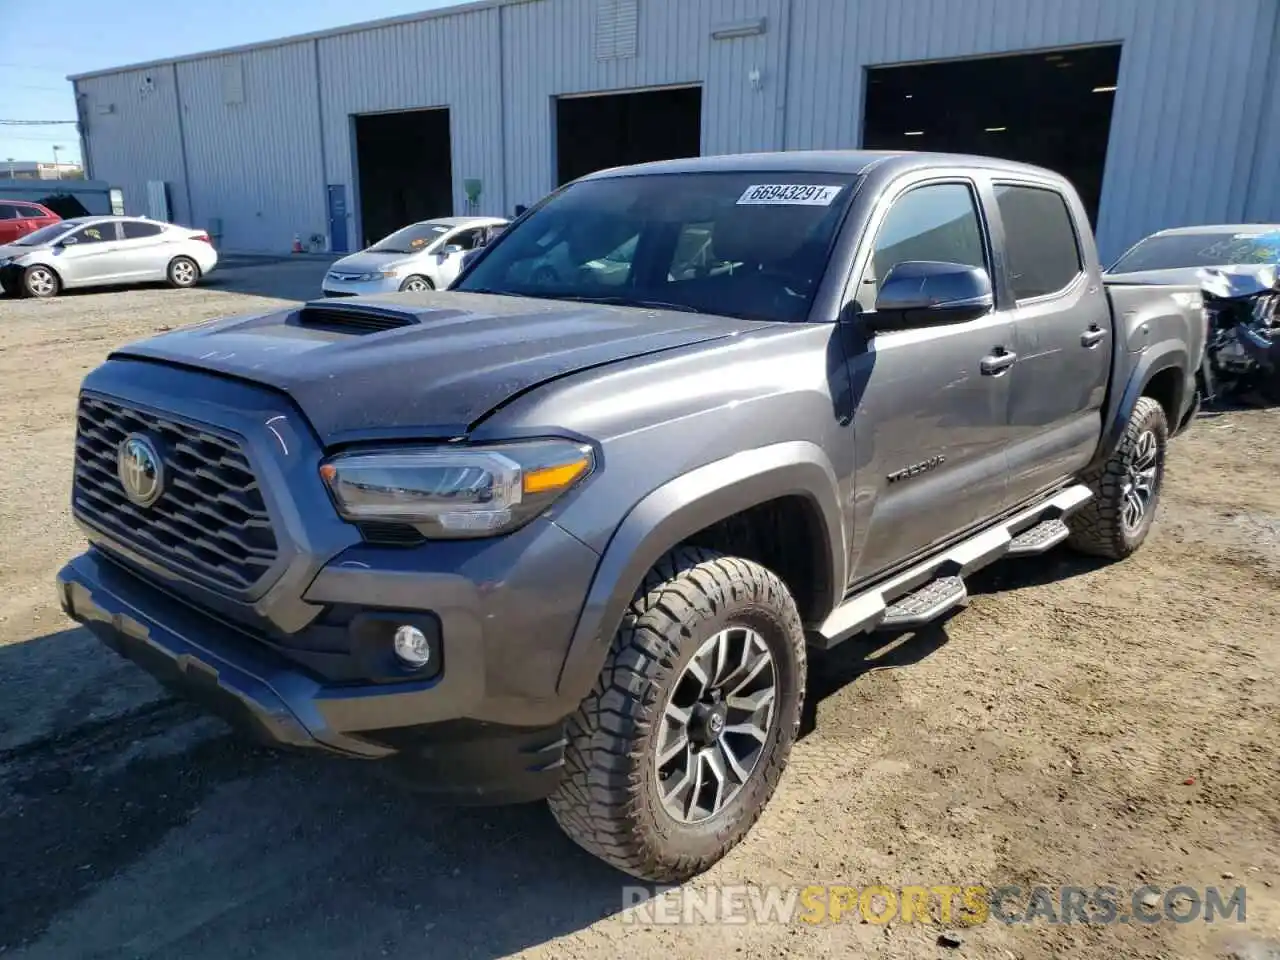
550, 294, 704, 314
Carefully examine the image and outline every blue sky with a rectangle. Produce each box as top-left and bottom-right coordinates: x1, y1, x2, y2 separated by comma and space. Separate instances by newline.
1, 0, 460, 166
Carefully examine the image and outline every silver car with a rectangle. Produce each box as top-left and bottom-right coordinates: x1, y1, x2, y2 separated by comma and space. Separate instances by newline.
0, 215, 218, 299
322, 216, 508, 297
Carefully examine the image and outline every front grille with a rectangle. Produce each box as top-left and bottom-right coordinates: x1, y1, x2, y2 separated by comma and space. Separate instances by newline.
73, 395, 280, 593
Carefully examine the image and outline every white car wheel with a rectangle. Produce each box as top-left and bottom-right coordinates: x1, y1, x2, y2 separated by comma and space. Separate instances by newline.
399, 275, 433, 292
23, 265, 60, 299
167, 257, 200, 289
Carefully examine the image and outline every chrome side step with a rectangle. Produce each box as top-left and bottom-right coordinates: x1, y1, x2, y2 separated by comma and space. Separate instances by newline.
880, 575, 967, 629
813, 484, 1092, 650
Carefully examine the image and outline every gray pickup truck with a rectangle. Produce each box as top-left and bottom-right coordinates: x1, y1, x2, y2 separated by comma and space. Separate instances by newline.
57, 151, 1204, 882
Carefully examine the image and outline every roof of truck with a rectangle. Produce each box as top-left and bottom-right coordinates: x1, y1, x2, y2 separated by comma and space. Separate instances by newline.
582, 150, 1063, 181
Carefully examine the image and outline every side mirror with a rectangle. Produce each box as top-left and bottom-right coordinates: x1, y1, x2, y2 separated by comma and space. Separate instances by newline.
441, 244, 464, 256
867, 260, 993, 332
58, 236, 78, 247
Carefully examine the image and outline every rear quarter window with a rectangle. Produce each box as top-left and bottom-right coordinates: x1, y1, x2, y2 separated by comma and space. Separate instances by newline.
994, 184, 1083, 300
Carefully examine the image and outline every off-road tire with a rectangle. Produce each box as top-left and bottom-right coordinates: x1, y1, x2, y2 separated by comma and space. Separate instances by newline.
548, 547, 806, 883
21, 264, 60, 299
166, 256, 200, 289
1068, 396, 1168, 560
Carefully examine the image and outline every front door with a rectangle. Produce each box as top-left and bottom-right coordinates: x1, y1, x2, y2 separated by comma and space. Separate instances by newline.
844, 178, 1016, 583
54, 222, 125, 286
0, 204, 21, 245
992, 180, 1113, 506
432, 226, 483, 289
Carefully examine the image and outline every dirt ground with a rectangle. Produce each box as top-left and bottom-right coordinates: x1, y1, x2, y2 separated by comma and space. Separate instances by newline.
1, 262, 1277, 959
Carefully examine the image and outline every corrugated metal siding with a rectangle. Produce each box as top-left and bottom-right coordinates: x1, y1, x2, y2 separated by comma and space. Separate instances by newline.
784, 0, 1279, 260
502, 0, 789, 208
1241, 4, 1280, 224
317, 7, 505, 250
75, 0, 1280, 256
74, 67, 188, 224
176, 43, 325, 252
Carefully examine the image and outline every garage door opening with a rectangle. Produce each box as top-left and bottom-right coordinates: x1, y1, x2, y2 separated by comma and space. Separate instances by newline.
555, 86, 702, 186
354, 108, 453, 248
862, 45, 1121, 225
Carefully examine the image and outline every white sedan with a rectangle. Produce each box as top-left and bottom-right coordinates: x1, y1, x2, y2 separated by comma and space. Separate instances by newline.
0, 216, 218, 298
322, 216, 508, 297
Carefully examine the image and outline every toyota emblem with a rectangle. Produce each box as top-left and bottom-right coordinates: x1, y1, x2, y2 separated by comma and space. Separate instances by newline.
117, 434, 164, 508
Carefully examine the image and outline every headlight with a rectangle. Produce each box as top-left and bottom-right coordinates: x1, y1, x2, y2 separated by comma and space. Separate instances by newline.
319, 439, 594, 538
353, 271, 397, 282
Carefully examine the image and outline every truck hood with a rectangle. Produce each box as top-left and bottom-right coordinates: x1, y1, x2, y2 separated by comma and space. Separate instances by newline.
110, 292, 765, 445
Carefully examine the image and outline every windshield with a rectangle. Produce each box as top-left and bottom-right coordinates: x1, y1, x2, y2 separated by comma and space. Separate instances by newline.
368, 222, 450, 254
13, 221, 78, 246
455, 171, 859, 322
1109, 228, 1280, 272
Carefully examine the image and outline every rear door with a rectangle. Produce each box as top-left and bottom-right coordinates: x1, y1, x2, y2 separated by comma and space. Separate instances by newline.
113, 220, 172, 280
13, 204, 55, 238
991, 180, 1112, 506
843, 175, 1017, 582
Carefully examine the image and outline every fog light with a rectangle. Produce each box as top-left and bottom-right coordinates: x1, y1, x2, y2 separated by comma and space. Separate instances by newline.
393, 625, 432, 668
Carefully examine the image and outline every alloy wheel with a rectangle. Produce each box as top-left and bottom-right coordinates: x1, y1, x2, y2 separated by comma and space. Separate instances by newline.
655, 625, 777, 824
27, 268, 56, 297
1121, 429, 1159, 532
172, 260, 196, 285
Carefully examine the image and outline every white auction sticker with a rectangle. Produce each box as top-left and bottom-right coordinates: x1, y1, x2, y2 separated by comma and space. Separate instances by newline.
737, 184, 843, 206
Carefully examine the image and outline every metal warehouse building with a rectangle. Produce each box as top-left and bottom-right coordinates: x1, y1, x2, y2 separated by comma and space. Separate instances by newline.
70, 0, 1280, 262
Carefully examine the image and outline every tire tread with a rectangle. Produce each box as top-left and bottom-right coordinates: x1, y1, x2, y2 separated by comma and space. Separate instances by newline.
548, 546, 805, 882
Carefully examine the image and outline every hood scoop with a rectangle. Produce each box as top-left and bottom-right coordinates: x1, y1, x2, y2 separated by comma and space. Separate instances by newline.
294, 303, 420, 334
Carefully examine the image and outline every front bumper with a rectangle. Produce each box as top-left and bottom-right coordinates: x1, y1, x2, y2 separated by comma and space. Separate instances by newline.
59, 360, 608, 803
321, 274, 403, 297
57, 548, 577, 803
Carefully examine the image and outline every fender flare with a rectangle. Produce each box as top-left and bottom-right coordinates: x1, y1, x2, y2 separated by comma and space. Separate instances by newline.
554, 441, 846, 703
1094, 341, 1189, 465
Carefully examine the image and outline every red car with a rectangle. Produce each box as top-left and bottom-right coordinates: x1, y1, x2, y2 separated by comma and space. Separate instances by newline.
0, 200, 61, 245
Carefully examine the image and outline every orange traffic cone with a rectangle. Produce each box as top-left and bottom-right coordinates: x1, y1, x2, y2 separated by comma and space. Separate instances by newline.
292, 234, 304, 254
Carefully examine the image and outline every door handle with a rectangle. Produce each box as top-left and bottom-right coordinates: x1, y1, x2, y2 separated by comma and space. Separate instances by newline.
980, 348, 1018, 376
1081, 326, 1106, 348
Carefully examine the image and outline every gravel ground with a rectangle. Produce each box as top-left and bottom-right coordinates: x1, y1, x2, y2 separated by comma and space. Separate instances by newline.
1, 264, 1278, 959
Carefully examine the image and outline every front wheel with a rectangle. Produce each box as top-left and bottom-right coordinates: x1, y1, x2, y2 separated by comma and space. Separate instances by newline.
399, 275, 433, 292
1068, 396, 1168, 560
548, 547, 806, 882
21, 265, 60, 299
167, 256, 200, 288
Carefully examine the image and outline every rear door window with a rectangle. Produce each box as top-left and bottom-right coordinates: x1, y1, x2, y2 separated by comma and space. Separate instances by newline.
121, 221, 164, 239
0, 204, 19, 220
994, 184, 1084, 300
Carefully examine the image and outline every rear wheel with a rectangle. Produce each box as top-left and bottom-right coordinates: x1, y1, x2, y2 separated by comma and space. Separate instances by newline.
399, 275, 433, 292
21, 265, 60, 299
167, 256, 200, 288
1068, 396, 1168, 560
548, 547, 806, 882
